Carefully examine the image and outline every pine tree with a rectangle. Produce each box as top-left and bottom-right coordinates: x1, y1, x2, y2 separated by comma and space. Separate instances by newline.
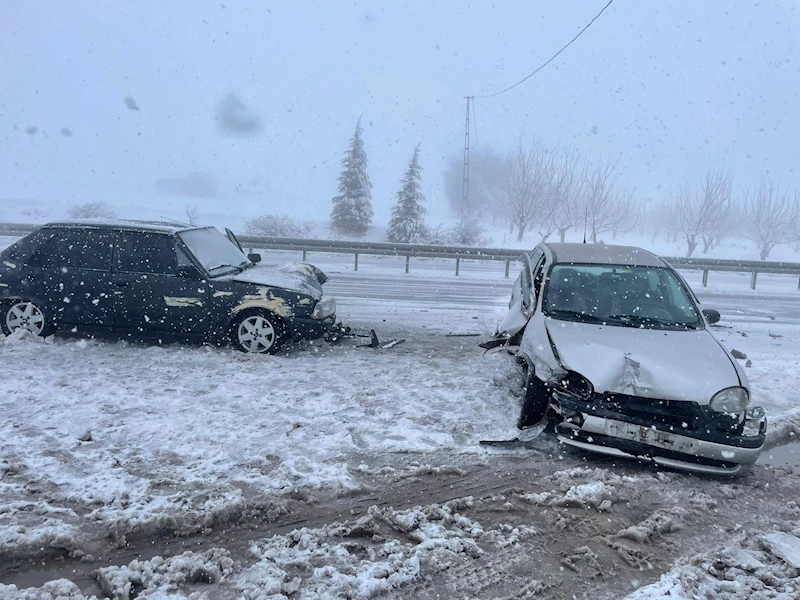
387, 144, 428, 243
331, 119, 373, 237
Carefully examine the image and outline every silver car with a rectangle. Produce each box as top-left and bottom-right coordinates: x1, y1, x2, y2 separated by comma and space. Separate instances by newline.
484, 243, 767, 475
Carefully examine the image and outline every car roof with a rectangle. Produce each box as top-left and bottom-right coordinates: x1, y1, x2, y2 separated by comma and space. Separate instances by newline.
541, 243, 666, 268
41, 219, 196, 235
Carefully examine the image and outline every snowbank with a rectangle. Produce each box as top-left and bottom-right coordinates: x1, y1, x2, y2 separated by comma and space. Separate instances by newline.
627, 524, 800, 599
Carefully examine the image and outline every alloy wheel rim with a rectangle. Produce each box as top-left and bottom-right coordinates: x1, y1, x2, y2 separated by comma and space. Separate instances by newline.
6, 302, 45, 335
237, 316, 276, 353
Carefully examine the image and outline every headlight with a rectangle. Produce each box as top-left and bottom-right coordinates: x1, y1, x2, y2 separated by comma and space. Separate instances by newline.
709, 387, 749, 413
555, 371, 594, 400
312, 297, 336, 320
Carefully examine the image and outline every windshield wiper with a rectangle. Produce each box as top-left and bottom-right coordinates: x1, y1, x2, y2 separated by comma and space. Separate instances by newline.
546, 309, 607, 324
608, 314, 698, 330
207, 263, 244, 276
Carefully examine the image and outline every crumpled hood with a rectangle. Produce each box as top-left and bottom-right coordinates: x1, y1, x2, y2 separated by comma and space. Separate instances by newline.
545, 319, 741, 404
222, 263, 324, 299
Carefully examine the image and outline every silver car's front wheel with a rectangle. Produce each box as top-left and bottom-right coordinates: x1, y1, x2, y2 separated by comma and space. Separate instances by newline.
233, 312, 283, 354
3, 301, 50, 337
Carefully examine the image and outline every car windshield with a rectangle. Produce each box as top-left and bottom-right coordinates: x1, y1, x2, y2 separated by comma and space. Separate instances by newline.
178, 227, 250, 276
543, 264, 702, 330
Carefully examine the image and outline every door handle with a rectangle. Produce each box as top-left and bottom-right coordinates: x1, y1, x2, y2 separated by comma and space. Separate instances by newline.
114, 279, 131, 287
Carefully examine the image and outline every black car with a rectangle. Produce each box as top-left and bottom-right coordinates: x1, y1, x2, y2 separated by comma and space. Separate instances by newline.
0, 220, 337, 353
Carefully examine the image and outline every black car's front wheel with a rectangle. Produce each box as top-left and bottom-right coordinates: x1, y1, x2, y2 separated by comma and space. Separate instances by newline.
1, 300, 54, 338
231, 310, 285, 354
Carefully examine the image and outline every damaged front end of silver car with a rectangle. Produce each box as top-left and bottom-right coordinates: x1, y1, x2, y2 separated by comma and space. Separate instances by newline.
547, 371, 768, 475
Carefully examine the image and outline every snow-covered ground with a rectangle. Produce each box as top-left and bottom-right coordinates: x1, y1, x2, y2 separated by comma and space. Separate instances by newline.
1, 237, 799, 598
3, 465, 799, 599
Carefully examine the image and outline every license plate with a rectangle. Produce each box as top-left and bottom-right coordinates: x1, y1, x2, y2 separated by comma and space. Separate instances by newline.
604, 420, 697, 453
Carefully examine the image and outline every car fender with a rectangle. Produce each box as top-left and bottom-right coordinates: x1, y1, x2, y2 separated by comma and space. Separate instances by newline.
206, 280, 316, 339
519, 312, 563, 383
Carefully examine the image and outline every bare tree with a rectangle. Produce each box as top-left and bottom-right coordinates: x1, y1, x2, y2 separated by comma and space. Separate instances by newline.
504, 139, 553, 242
184, 204, 200, 226
543, 146, 584, 243
583, 157, 636, 243
442, 147, 505, 222
246, 214, 315, 238
743, 177, 799, 260
671, 169, 733, 257
67, 201, 116, 219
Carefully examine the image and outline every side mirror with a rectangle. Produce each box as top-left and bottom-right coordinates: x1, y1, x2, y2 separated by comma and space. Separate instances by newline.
703, 309, 721, 325
248, 253, 262, 264
178, 265, 201, 279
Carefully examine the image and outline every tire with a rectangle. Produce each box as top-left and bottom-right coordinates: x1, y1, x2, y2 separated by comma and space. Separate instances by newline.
1, 299, 54, 338
230, 310, 286, 354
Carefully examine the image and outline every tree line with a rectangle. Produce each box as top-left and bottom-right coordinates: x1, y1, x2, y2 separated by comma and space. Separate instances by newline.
443, 143, 800, 259
63, 116, 799, 260
324, 121, 640, 248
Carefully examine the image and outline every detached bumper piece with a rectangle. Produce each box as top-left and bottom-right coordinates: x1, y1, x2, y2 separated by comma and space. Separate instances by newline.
554, 392, 767, 475
323, 323, 405, 350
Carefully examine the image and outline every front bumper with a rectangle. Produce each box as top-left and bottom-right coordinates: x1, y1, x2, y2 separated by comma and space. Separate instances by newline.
289, 315, 337, 340
556, 413, 766, 475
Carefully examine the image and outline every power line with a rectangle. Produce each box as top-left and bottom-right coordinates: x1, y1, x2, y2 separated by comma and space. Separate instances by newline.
475, 0, 614, 99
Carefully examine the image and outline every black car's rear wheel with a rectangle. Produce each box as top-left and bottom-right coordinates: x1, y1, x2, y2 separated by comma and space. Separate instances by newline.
231, 310, 285, 354
1, 300, 54, 337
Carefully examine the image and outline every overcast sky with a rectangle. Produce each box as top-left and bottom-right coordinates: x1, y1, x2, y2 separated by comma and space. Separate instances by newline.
1, 0, 798, 223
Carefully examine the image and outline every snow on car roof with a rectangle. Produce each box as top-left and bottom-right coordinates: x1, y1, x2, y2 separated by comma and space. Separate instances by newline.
42, 219, 193, 234
544, 243, 665, 267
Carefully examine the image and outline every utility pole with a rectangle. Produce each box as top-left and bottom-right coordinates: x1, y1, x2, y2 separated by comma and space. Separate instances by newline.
460, 95, 472, 225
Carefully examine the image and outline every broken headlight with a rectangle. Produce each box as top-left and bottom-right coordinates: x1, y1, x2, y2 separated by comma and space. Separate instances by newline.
709, 387, 749, 414
555, 371, 594, 400
742, 406, 767, 437
312, 297, 336, 320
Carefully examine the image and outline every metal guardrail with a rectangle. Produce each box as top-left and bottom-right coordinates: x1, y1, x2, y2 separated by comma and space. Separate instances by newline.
1, 222, 798, 289
235, 234, 522, 276
663, 257, 800, 290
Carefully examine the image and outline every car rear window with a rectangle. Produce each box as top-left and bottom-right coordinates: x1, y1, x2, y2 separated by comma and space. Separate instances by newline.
26, 229, 114, 271
1, 230, 55, 265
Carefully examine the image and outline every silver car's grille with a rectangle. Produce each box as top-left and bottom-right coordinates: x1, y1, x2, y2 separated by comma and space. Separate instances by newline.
599, 394, 704, 432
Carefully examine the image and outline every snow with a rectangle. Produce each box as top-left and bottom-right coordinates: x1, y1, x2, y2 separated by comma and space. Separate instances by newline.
0, 235, 798, 575
762, 532, 800, 569
0, 294, 519, 557
233, 499, 490, 599
713, 323, 800, 449
219, 262, 324, 298
0, 579, 94, 600
94, 548, 235, 598
626, 529, 800, 599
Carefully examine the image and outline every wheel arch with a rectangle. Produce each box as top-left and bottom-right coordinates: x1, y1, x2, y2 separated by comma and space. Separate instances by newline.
227, 306, 289, 336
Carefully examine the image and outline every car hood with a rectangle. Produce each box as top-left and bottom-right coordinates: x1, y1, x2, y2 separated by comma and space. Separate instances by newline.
219, 263, 324, 299
544, 319, 741, 404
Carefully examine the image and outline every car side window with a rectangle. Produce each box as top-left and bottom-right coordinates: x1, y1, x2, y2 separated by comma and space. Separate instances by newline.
2, 230, 55, 264
116, 233, 179, 275
176, 246, 194, 268
27, 229, 114, 271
